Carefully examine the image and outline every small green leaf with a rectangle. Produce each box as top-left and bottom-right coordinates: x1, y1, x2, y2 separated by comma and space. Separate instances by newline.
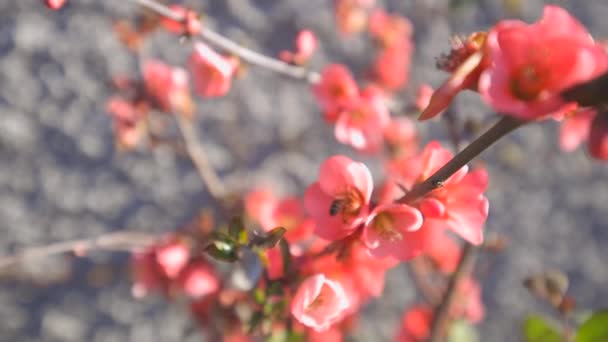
576, 309, 608, 342
523, 314, 563, 342
229, 216, 248, 244
253, 287, 265, 305
449, 320, 479, 342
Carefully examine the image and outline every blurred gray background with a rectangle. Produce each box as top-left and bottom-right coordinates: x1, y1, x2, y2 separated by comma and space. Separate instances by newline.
0, 0, 607, 341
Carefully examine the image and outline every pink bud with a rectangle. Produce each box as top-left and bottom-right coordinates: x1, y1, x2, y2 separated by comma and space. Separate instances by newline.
177, 260, 220, 298
155, 240, 190, 278
189, 43, 238, 98
44, 0, 66, 10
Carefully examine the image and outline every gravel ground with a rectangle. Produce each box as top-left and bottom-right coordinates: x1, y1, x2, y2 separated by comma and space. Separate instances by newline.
1, 0, 607, 341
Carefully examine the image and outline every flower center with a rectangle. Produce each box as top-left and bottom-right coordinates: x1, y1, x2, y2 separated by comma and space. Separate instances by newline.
278, 215, 298, 231
372, 212, 403, 242
329, 188, 365, 220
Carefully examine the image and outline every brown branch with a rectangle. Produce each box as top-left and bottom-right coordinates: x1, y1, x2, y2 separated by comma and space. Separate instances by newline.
399, 115, 524, 204
428, 243, 477, 342
0, 231, 157, 270
408, 257, 442, 304
175, 115, 226, 200
133, 0, 320, 83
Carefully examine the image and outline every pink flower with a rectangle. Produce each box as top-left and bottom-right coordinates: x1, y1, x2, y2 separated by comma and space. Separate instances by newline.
304, 156, 373, 240
245, 189, 314, 243
160, 5, 201, 36
189, 42, 239, 98
368, 9, 413, 49
479, 5, 608, 120
383, 117, 418, 158
334, 0, 372, 35
154, 239, 190, 278
291, 274, 350, 332
131, 252, 163, 298
142, 60, 192, 115
44, 0, 66, 9
371, 40, 413, 91
560, 108, 596, 152
390, 142, 489, 245
395, 305, 433, 342
335, 86, 390, 153
176, 259, 220, 298
452, 277, 485, 324
362, 203, 423, 260
279, 30, 318, 65
106, 97, 146, 149
312, 64, 359, 122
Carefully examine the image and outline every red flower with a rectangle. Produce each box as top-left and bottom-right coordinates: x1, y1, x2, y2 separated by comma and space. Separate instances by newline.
312, 64, 359, 122
362, 203, 423, 260
479, 5, 608, 120
176, 259, 220, 298
291, 274, 350, 332
304, 156, 373, 240
279, 30, 318, 65
370, 40, 413, 91
189, 42, 239, 98
334, 86, 390, 153
106, 97, 147, 150
395, 305, 433, 342
559, 108, 596, 152
160, 5, 202, 36
368, 9, 413, 48
142, 60, 192, 115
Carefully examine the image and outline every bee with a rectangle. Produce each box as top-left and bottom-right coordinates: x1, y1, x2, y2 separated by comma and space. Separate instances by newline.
329, 199, 345, 216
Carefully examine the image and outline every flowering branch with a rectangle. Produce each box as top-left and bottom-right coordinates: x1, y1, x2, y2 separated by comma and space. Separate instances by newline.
175, 114, 226, 200
400, 115, 524, 204
133, 0, 320, 83
0, 231, 156, 270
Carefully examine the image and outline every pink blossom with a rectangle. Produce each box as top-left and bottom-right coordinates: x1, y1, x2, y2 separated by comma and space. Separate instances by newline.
312, 64, 359, 121
176, 259, 220, 298
279, 30, 318, 65
368, 9, 413, 48
160, 5, 201, 36
362, 203, 423, 260
395, 305, 433, 342
44, 0, 66, 9
304, 156, 373, 240
142, 60, 192, 115
189, 42, 239, 98
479, 5, 608, 120
371, 40, 413, 91
291, 274, 350, 332
389, 142, 489, 245
154, 239, 190, 278
560, 109, 596, 152
452, 277, 486, 324
383, 117, 418, 158
245, 189, 314, 243
105, 97, 146, 149
335, 86, 390, 153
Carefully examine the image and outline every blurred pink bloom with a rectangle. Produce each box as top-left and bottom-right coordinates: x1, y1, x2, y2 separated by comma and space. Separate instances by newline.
279, 30, 318, 65
395, 305, 433, 342
383, 117, 418, 158
245, 189, 314, 243
44, 0, 66, 9
142, 60, 192, 114
368, 9, 413, 48
189, 42, 239, 98
106, 97, 146, 149
176, 259, 220, 298
131, 251, 163, 298
479, 5, 608, 120
291, 274, 350, 332
362, 203, 423, 260
160, 5, 202, 36
334, 0, 372, 35
452, 277, 486, 324
335, 86, 390, 153
389, 141, 489, 245
304, 156, 373, 240
371, 40, 413, 91
308, 326, 343, 342
154, 239, 190, 278
560, 109, 596, 152
312, 64, 359, 122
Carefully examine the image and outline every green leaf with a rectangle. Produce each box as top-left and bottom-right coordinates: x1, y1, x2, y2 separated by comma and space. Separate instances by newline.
576, 309, 608, 342
253, 287, 265, 305
449, 320, 479, 342
229, 216, 248, 244
204, 239, 239, 262
523, 314, 563, 342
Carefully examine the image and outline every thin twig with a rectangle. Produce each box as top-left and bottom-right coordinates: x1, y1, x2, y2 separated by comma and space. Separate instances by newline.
133, 0, 320, 83
399, 116, 524, 204
408, 258, 442, 304
428, 243, 477, 342
0, 232, 157, 270
175, 115, 226, 200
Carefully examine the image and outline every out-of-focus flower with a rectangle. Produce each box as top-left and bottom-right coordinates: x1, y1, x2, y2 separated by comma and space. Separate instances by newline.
384, 117, 419, 159
559, 108, 596, 152
479, 5, 608, 120
189, 42, 239, 98
142, 60, 193, 116
304, 156, 373, 240
44, 0, 66, 10
280, 30, 318, 65
245, 189, 314, 243
106, 97, 147, 150
395, 305, 433, 342
452, 277, 486, 324
291, 274, 350, 332
334, 86, 390, 153
334, 0, 374, 35
176, 259, 220, 298
362, 203, 423, 260
160, 5, 202, 36
371, 40, 413, 91
312, 64, 360, 122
